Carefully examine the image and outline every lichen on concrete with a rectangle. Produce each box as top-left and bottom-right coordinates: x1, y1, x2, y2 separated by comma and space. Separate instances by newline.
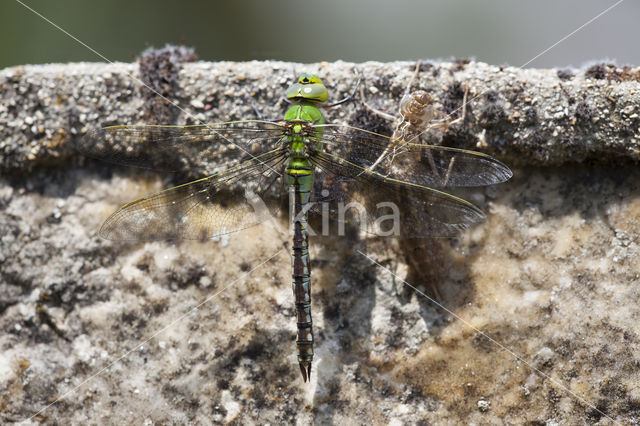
1, 58, 639, 424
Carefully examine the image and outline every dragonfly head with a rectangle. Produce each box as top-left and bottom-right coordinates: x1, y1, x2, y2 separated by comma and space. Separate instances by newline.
286, 73, 329, 103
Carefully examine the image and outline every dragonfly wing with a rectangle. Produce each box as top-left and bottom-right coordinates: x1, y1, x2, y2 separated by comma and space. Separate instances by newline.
317, 124, 512, 188
310, 150, 485, 238
79, 120, 288, 170
100, 149, 287, 241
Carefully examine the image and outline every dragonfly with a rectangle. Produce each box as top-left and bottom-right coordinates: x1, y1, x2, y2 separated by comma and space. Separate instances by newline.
82, 73, 512, 382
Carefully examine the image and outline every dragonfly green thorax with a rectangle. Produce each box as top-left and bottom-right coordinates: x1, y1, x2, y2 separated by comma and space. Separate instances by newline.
283, 74, 327, 186
82, 72, 512, 384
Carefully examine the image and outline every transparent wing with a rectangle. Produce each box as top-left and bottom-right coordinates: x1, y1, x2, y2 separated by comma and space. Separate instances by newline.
78, 120, 288, 170
315, 124, 512, 188
99, 149, 287, 241
310, 150, 485, 238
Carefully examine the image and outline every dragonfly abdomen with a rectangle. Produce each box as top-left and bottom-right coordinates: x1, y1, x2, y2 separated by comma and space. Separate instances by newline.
287, 170, 314, 382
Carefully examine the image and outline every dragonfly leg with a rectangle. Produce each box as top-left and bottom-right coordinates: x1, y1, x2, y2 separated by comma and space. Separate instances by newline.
249, 102, 265, 120
422, 83, 469, 185
359, 84, 397, 121
323, 70, 361, 108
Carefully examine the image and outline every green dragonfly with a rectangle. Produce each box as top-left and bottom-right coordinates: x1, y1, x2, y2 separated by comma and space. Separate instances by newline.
83, 73, 512, 382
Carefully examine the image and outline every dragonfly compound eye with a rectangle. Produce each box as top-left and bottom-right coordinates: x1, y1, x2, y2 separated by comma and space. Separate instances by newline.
286, 74, 329, 103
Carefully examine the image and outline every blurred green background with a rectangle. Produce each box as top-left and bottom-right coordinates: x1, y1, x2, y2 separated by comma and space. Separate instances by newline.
1, 0, 638, 69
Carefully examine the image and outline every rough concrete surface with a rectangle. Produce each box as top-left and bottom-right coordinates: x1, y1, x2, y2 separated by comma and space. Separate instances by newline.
1, 57, 640, 424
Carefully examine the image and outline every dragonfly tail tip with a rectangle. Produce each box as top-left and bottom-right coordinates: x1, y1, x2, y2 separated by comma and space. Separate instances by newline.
299, 362, 312, 382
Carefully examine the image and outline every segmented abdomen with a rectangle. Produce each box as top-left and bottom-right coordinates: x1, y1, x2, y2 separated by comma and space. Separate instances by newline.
287, 170, 314, 382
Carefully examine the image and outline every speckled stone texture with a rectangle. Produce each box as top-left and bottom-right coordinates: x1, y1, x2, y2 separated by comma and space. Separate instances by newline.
1, 59, 639, 424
